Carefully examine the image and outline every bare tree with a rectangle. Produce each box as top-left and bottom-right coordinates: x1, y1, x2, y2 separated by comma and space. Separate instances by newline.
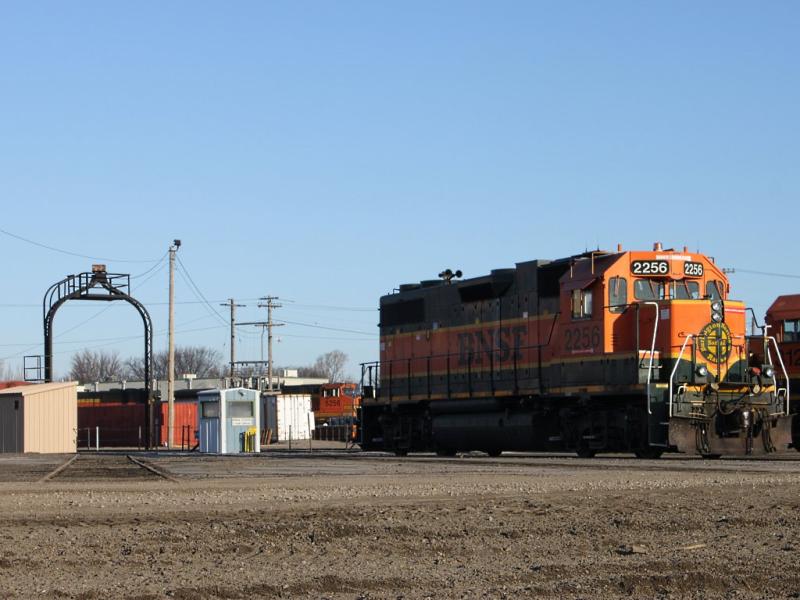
304, 350, 348, 382
125, 346, 225, 381
69, 349, 125, 383
0, 360, 23, 382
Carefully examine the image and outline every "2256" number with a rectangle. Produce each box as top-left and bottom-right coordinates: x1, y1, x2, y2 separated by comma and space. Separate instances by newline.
632, 260, 669, 275
564, 326, 601, 351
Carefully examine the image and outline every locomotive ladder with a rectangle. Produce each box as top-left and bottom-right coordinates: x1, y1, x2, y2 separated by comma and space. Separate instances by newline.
642, 302, 669, 447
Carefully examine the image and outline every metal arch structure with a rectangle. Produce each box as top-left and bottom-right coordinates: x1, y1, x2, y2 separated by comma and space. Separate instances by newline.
42, 266, 153, 386
40, 266, 155, 445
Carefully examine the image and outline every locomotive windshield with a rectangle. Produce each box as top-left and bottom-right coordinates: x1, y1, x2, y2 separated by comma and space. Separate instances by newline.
634, 279, 664, 300
706, 280, 723, 300
671, 280, 701, 299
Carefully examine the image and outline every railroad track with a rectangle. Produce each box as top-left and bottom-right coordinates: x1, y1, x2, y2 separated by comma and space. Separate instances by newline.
39, 453, 178, 483
34, 450, 800, 483
251, 449, 800, 476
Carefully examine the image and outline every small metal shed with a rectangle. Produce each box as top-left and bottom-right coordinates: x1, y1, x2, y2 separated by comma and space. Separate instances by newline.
0, 381, 78, 453
197, 388, 260, 454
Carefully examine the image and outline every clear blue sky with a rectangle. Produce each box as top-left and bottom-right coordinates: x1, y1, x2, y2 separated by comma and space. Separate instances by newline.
1, 1, 798, 380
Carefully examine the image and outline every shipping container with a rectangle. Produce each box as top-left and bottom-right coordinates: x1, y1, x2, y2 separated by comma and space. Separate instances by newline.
157, 400, 198, 448
261, 394, 315, 441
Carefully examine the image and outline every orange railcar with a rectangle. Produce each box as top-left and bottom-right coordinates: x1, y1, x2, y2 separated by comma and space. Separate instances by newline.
359, 244, 792, 457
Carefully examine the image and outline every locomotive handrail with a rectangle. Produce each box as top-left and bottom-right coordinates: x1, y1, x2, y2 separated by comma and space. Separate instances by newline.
668, 334, 694, 418
643, 302, 660, 416
766, 336, 790, 415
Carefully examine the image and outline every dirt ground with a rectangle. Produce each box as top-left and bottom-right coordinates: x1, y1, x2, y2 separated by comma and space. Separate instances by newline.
1, 451, 800, 599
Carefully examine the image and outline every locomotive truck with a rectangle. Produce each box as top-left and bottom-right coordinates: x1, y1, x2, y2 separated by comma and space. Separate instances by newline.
358, 244, 792, 458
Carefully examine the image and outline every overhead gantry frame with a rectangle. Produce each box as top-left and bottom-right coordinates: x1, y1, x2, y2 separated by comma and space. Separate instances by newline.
41, 265, 153, 388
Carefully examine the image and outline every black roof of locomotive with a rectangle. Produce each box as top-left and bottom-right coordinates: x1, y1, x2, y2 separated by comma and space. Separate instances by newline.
383, 250, 617, 304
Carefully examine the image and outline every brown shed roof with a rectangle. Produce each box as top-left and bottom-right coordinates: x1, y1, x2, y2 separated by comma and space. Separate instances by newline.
0, 381, 78, 397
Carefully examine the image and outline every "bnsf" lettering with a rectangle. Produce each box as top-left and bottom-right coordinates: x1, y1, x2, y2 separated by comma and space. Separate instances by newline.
457, 326, 526, 366
782, 348, 800, 369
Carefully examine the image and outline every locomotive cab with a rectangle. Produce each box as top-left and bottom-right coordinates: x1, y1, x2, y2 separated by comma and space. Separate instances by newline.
552, 245, 790, 455
765, 295, 800, 450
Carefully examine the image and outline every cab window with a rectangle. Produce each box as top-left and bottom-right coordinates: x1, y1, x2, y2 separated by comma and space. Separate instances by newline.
785, 319, 800, 342
571, 289, 593, 319
671, 280, 700, 299
706, 280, 723, 300
608, 276, 627, 313
633, 279, 665, 301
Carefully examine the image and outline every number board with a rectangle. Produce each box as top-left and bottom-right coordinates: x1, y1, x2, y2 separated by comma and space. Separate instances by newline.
683, 261, 704, 277
631, 260, 669, 276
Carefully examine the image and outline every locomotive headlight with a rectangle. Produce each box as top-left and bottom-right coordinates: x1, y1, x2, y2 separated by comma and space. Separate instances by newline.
695, 365, 708, 377
763, 365, 775, 379
710, 300, 724, 324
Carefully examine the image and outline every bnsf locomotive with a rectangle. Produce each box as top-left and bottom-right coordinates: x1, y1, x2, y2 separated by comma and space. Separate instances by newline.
359, 244, 792, 458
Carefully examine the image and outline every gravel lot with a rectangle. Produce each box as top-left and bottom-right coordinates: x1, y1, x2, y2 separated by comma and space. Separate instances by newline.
1, 451, 800, 599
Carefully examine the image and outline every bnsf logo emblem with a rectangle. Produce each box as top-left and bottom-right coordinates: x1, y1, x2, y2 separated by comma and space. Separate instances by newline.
457, 326, 526, 366
697, 322, 732, 363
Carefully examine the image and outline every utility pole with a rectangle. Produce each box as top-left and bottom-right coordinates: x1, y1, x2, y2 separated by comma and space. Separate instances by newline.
259, 296, 283, 391
167, 239, 181, 449
221, 299, 246, 380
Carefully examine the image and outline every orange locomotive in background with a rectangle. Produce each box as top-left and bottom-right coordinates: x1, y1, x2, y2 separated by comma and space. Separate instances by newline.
313, 382, 360, 423
359, 243, 792, 457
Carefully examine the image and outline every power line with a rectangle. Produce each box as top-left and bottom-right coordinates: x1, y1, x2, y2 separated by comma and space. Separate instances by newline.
0, 317, 225, 354
0, 227, 163, 263
281, 299, 376, 312
0, 297, 375, 309
276, 319, 376, 336
278, 333, 376, 341
45, 324, 229, 357
131, 250, 169, 279
726, 267, 800, 280
175, 256, 230, 327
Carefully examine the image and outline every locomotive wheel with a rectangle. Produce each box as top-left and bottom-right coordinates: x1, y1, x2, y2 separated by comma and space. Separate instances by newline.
576, 446, 596, 458
485, 449, 503, 457
634, 447, 663, 459
436, 448, 457, 457
394, 448, 409, 457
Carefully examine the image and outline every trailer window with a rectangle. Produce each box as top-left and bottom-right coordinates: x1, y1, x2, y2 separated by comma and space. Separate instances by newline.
671, 280, 700, 299
571, 289, 593, 319
634, 279, 665, 301
608, 276, 627, 313
785, 319, 800, 342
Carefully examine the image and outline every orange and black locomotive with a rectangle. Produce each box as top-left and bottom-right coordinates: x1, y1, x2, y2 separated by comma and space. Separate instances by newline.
359, 244, 792, 457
